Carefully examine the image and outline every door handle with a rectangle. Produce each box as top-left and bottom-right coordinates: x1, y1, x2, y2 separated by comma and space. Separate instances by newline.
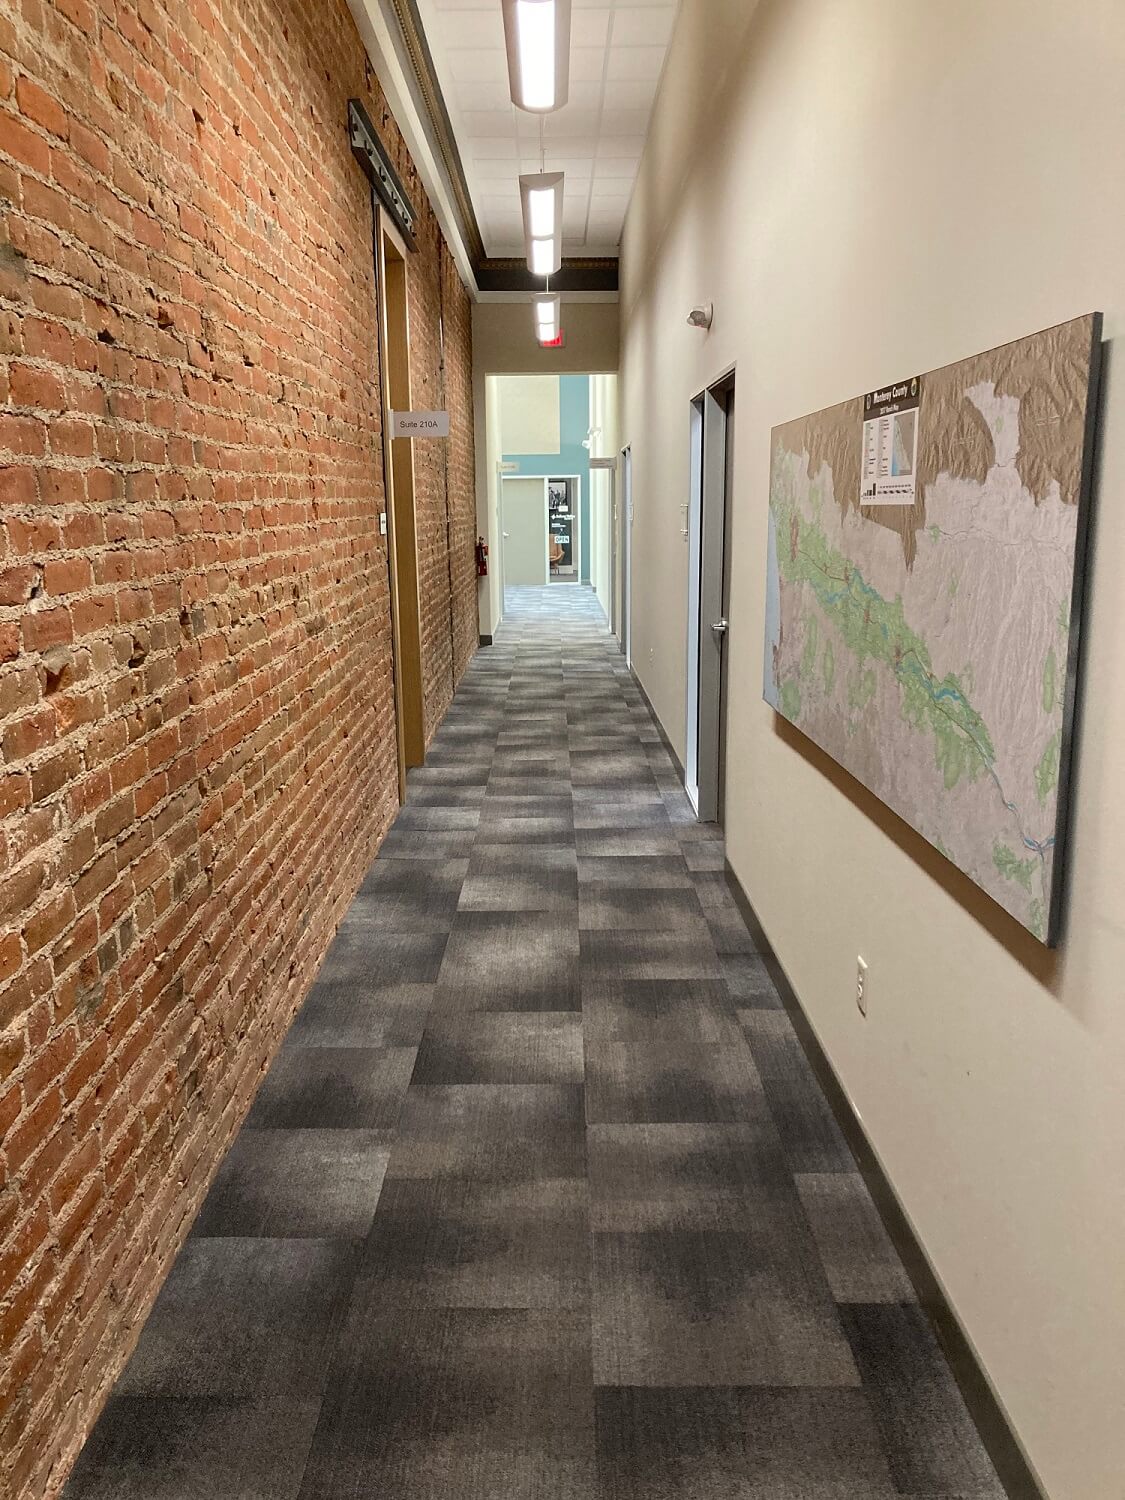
710, 618, 729, 635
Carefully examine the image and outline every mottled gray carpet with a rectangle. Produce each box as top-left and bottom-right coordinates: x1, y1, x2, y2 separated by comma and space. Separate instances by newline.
64, 586, 1004, 1499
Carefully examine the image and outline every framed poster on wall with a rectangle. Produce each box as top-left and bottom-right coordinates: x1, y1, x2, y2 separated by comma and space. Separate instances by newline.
764, 314, 1102, 944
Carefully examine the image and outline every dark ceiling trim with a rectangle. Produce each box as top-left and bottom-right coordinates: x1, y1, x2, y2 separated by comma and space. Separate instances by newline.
477, 258, 619, 294
382, 0, 620, 294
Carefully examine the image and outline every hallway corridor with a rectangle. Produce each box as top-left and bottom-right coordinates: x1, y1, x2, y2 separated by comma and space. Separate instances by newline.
64, 588, 1003, 1499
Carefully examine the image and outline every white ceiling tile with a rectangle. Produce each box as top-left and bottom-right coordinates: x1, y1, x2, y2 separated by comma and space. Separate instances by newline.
547, 104, 602, 133
572, 9, 611, 46
554, 79, 605, 111
455, 79, 515, 110
471, 138, 521, 159
599, 107, 651, 133
606, 45, 668, 81
570, 46, 609, 83
436, 10, 506, 47
593, 158, 639, 178
460, 108, 521, 133
595, 136, 647, 157
533, 134, 599, 155
472, 156, 523, 180
446, 47, 511, 83
610, 6, 676, 46
601, 77, 657, 109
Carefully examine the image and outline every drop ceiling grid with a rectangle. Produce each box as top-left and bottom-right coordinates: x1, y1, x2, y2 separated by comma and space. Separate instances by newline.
417, 0, 678, 257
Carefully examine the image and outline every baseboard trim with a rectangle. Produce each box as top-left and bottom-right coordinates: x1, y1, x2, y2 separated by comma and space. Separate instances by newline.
630, 670, 685, 781
478, 633, 493, 646
724, 859, 1044, 1500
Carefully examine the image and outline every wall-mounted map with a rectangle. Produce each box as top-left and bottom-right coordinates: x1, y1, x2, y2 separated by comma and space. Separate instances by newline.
764, 315, 1102, 944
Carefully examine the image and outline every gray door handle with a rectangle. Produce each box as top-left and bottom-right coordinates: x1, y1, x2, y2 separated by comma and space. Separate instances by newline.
710, 618, 728, 635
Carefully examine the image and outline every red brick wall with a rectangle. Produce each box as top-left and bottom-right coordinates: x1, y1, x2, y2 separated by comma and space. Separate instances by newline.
442, 242, 480, 686
0, 0, 477, 1493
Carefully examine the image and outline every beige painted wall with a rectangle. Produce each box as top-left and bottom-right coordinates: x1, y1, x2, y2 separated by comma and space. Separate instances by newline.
473, 298, 620, 379
620, 4, 1125, 1498
497, 374, 561, 456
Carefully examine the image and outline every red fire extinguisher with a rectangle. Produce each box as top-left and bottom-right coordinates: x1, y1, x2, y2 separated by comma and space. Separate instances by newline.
475, 536, 488, 577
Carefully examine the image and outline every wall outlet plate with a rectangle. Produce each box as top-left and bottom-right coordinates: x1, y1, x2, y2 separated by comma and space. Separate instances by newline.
856, 956, 868, 1016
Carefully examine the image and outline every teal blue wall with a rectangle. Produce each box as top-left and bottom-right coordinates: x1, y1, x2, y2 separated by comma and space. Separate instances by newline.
502, 375, 591, 583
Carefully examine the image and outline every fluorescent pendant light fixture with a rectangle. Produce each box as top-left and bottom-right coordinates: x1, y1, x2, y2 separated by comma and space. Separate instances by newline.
521, 173, 563, 277
502, 0, 571, 113
529, 235, 561, 277
520, 171, 563, 242
534, 293, 561, 345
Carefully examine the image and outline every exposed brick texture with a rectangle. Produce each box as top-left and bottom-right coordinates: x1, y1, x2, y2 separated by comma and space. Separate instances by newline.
0, 0, 477, 1494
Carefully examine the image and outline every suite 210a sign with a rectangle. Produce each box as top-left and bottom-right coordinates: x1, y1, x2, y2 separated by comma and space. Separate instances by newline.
391, 410, 450, 438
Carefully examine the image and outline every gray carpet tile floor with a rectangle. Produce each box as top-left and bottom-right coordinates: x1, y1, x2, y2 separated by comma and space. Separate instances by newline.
63, 585, 1005, 1499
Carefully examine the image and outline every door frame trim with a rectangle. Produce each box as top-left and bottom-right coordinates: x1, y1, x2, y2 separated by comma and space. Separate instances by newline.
620, 444, 633, 665
375, 203, 425, 790
546, 473, 582, 583
688, 368, 736, 824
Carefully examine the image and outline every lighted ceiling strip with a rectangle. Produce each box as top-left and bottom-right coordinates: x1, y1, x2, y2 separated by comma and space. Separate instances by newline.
501, 0, 572, 114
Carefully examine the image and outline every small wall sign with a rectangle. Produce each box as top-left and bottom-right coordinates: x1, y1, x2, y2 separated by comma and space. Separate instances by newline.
391, 410, 450, 438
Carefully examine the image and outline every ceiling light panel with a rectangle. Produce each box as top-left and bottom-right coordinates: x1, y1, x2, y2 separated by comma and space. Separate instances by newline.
529, 235, 560, 275
502, 0, 572, 113
520, 170, 563, 276
534, 292, 561, 344
519, 171, 564, 240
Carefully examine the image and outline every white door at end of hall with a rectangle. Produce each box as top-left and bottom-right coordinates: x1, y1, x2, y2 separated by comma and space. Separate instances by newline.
501, 476, 548, 586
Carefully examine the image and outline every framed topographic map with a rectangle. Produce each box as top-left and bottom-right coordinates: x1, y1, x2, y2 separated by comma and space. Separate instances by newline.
764, 315, 1102, 945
